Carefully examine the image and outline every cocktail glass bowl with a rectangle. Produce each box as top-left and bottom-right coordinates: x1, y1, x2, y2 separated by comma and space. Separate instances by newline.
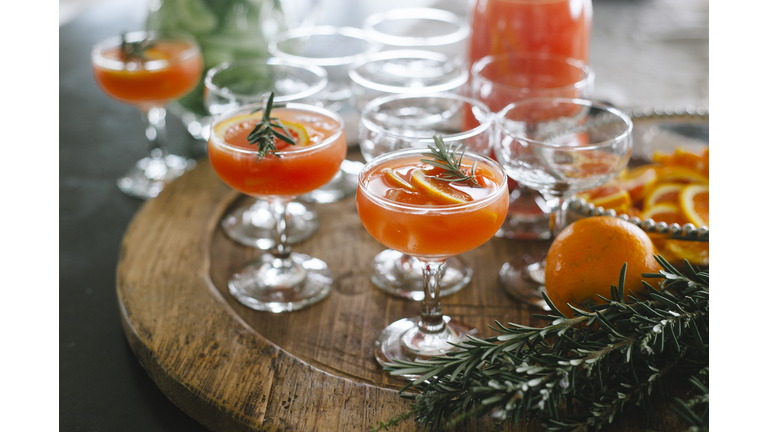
204, 58, 328, 249
494, 98, 632, 309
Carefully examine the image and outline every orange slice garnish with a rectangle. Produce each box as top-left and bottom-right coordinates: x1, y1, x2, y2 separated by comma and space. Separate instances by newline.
411, 169, 471, 205
274, 121, 310, 150
679, 184, 709, 227
384, 168, 417, 192
640, 203, 688, 226
643, 183, 683, 209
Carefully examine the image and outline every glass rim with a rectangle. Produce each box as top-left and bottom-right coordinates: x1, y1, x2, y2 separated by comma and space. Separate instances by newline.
349, 49, 468, 94
360, 93, 493, 143
363, 8, 470, 47
472, 53, 594, 95
204, 58, 328, 103
496, 97, 633, 150
91, 31, 200, 71
208, 102, 345, 156
268, 26, 382, 67
358, 147, 508, 212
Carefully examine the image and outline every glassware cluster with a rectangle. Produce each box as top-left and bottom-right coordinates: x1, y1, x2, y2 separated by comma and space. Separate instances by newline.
91, 0, 643, 377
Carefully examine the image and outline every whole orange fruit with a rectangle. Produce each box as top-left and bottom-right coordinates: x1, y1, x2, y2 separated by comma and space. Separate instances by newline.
545, 216, 663, 317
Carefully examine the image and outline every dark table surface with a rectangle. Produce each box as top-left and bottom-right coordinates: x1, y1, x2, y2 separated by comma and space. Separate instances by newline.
59, 0, 708, 431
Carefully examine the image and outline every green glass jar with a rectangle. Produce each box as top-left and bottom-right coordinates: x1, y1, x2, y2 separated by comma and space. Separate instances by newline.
145, 0, 318, 140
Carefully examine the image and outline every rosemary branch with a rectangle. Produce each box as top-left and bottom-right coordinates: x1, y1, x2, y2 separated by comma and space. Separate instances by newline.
421, 135, 480, 187
247, 92, 296, 160
120, 33, 155, 63
377, 256, 709, 432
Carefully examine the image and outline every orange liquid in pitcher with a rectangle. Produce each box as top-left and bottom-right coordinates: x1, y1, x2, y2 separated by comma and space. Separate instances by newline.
208, 108, 347, 198
92, 40, 203, 108
357, 155, 508, 258
468, 0, 592, 66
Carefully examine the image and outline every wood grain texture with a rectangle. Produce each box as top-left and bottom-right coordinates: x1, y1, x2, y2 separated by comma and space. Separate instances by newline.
117, 150, 686, 431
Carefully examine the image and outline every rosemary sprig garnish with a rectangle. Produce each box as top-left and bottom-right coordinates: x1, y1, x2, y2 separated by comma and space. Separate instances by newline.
247, 92, 296, 160
421, 135, 480, 187
119, 33, 155, 63
374, 256, 709, 432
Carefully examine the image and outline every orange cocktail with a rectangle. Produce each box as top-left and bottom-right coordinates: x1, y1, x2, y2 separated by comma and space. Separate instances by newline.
357, 146, 507, 368
91, 31, 203, 199
208, 102, 346, 314
92, 39, 202, 109
208, 106, 346, 198
357, 154, 508, 259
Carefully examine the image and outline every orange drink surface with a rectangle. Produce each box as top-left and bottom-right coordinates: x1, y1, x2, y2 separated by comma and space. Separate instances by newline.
357, 150, 508, 259
468, 0, 592, 66
92, 39, 202, 108
208, 106, 347, 198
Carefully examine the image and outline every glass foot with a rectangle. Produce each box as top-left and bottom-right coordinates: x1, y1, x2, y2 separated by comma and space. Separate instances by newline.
221, 200, 319, 250
370, 250, 472, 300
298, 159, 363, 203
498, 254, 550, 310
374, 316, 476, 378
117, 154, 195, 199
228, 253, 333, 313
495, 188, 551, 240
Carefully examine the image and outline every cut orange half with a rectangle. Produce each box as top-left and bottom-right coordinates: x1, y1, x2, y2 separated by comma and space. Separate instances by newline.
411, 169, 471, 205
643, 183, 683, 209
679, 184, 709, 227
640, 203, 688, 226
383, 168, 417, 192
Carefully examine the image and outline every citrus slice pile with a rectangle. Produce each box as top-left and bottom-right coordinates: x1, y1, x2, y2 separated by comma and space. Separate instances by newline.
579, 146, 709, 228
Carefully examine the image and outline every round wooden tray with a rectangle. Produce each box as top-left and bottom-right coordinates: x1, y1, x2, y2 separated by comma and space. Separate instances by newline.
117, 152, 685, 431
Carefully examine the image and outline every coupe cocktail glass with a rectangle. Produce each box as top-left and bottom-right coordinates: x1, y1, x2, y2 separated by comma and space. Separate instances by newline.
269, 26, 381, 203
205, 58, 328, 250
363, 7, 470, 60
494, 98, 632, 308
359, 93, 493, 300
208, 102, 347, 312
472, 53, 594, 241
357, 147, 508, 367
91, 31, 203, 199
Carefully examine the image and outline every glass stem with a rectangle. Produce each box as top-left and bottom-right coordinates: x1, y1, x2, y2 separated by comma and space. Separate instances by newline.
418, 259, 447, 334
268, 198, 292, 260
142, 106, 168, 161
546, 192, 573, 240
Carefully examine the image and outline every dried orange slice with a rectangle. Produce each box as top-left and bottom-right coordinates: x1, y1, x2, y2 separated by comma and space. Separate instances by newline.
655, 166, 709, 185
643, 183, 683, 209
640, 203, 688, 226
578, 184, 631, 212
679, 184, 709, 227
411, 169, 471, 205
619, 165, 658, 203
383, 168, 417, 192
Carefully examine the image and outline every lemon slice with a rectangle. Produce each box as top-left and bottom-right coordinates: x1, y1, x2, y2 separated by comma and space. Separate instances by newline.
679, 184, 709, 227
411, 170, 471, 205
384, 168, 417, 192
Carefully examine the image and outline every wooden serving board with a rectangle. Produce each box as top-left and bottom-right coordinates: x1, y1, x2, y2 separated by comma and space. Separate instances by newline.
117, 150, 686, 431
